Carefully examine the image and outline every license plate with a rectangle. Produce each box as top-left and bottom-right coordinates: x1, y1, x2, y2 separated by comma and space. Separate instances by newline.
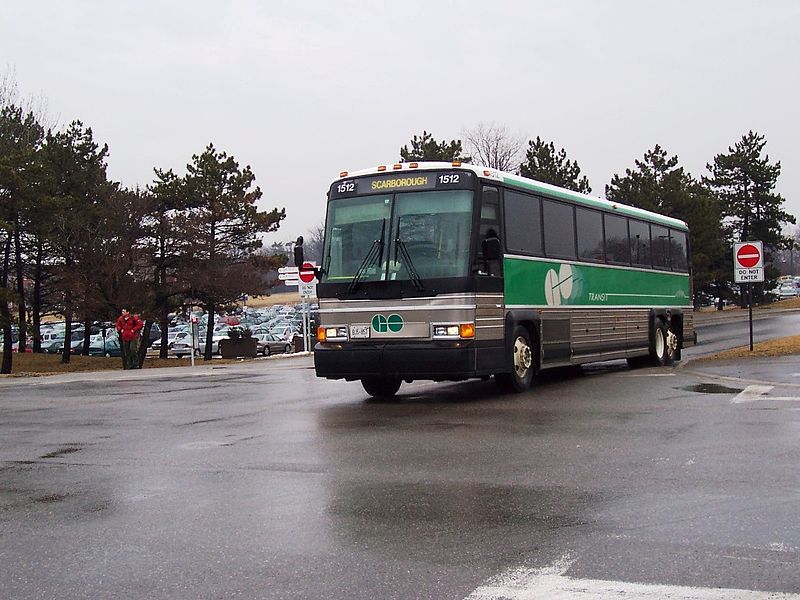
350, 324, 370, 339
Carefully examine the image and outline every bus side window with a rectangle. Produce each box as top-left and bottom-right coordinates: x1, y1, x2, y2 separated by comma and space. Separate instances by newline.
478, 187, 502, 276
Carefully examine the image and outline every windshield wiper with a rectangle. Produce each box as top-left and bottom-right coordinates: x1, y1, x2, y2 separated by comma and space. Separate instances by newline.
348, 219, 385, 293
394, 224, 424, 291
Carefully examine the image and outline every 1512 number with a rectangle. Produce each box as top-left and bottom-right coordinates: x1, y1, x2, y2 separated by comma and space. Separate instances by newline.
438, 174, 460, 185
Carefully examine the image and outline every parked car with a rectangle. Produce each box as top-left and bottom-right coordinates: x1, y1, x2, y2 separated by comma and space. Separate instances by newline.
88, 336, 122, 357
255, 333, 292, 356
778, 283, 799, 299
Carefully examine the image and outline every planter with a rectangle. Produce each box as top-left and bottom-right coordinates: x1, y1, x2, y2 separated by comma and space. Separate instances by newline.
219, 338, 257, 359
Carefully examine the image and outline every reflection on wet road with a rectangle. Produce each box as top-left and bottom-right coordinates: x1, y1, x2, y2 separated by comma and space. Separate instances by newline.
1, 344, 800, 598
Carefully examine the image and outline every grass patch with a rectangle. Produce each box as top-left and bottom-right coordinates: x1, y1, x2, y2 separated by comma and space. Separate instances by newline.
696, 335, 800, 362
0, 352, 249, 377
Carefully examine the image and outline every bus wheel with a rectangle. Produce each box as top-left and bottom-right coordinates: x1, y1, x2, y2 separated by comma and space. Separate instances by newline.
496, 326, 535, 393
361, 377, 401, 399
652, 321, 675, 366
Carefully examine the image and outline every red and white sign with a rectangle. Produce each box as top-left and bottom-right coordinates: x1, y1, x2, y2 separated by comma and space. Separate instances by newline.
736, 244, 761, 268
733, 241, 764, 283
299, 262, 317, 283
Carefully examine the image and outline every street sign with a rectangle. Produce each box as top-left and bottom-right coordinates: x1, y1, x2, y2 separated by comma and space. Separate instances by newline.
299, 282, 317, 297
299, 261, 317, 284
733, 241, 764, 283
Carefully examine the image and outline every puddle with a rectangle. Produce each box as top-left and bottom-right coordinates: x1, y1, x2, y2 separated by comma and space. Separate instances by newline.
681, 383, 743, 394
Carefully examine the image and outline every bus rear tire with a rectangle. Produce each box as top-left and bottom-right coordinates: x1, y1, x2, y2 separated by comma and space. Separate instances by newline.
651, 321, 675, 366
361, 377, 401, 399
495, 325, 535, 393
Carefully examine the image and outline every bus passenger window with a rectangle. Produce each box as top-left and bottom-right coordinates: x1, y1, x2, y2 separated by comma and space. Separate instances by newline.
576, 207, 604, 262
604, 214, 629, 265
629, 220, 651, 267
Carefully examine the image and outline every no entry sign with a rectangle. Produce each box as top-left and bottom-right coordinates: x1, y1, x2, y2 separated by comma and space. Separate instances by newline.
299, 262, 317, 283
733, 241, 764, 283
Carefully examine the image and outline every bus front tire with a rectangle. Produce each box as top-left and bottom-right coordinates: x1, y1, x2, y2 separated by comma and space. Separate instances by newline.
496, 325, 535, 393
361, 377, 401, 399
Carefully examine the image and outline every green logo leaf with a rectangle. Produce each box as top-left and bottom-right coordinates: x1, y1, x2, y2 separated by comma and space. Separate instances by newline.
371, 314, 403, 333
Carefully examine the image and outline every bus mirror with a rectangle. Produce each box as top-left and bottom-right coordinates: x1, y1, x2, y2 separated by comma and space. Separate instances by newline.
482, 237, 501, 261
293, 236, 304, 267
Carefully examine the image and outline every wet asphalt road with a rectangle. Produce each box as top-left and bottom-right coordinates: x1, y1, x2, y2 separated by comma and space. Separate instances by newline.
1, 312, 800, 599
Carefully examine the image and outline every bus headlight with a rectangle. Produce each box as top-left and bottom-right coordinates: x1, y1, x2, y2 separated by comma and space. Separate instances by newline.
433, 323, 475, 339
319, 326, 348, 342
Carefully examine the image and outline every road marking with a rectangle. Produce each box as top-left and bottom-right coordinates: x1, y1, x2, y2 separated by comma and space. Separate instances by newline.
464, 556, 800, 599
732, 385, 800, 404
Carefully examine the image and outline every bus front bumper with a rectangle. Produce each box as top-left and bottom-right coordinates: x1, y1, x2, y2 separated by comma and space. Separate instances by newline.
314, 340, 483, 382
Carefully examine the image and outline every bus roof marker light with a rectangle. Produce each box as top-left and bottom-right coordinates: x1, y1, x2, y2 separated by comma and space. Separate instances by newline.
377, 165, 387, 172
339, 171, 348, 178
452, 160, 462, 167
393, 163, 402, 170
409, 162, 419, 168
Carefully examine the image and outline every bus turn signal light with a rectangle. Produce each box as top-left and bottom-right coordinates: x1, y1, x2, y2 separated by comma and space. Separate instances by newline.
317, 326, 327, 342
459, 323, 475, 338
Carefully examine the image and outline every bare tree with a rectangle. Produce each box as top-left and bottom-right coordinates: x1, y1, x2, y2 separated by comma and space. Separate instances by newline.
461, 122, 525, 172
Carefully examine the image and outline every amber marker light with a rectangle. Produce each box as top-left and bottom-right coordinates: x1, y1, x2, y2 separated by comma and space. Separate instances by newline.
339, 171, 348, 177
317, 326, 327, 342
377, 165, 387, 172
452, 160, 462, 167
409, 162, 419, 168
393, 163, 402, 170
459, 323, 476, 339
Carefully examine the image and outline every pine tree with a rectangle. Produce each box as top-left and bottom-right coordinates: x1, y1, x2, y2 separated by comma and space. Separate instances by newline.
607, 145, 726, 297
703, 131, 794, 248
519, 137, 591, 193
399, 131, 469, 162
181, 143, 285, 360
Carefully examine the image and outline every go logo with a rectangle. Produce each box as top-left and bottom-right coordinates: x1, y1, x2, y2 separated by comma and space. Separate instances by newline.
544, 264, 574, 306
371, 313, 404, 333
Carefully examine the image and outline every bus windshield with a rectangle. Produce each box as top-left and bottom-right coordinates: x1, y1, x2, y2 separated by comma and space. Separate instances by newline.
322, 190, 474, 283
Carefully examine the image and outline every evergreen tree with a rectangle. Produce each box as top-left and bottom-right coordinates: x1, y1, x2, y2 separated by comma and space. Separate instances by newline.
399, 131, 469, 162
181, 143, 285, 360
39, 121, 110, 364
606, 145, 727, 298
519, 137, 591, 193
703, 131, 794, 248
145, 169, 191, 358
0, 105, 44, 371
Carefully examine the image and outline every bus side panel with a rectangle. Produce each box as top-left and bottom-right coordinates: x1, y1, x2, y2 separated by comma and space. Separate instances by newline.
475, 292, 505, 372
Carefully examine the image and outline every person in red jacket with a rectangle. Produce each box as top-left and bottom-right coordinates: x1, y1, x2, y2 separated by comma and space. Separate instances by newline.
116, 307, 143, 369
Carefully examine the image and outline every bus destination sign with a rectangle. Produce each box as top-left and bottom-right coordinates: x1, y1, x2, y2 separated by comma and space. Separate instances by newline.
330, 170, 473, 198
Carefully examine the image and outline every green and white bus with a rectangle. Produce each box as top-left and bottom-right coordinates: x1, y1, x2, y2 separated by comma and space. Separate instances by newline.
298, 161, 693, 398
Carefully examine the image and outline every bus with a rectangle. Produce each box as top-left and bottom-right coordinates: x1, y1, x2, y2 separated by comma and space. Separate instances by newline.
295, 161, 693, 398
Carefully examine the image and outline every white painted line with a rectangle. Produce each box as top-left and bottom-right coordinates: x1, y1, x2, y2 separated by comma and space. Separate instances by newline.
732, 385, 800, 404
465, 556, 800, 599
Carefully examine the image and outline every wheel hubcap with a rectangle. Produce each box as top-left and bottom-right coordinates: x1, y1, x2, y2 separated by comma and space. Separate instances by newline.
666, 329, 678, 356
513, 336, 532, 378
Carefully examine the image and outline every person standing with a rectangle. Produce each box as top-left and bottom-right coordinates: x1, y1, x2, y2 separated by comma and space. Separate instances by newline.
116, 308, 143, 369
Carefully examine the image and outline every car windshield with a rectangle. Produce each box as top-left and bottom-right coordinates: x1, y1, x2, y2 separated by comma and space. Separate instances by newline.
322, 190, 473, 282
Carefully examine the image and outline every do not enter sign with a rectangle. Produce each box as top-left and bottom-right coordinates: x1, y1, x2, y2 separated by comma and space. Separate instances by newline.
299, 262, 317, 283
736, 244, 761, 268
733, 241, 764, 283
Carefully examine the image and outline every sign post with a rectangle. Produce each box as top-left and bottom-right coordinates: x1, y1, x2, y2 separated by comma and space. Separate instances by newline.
280, 262, 317, 352
733, 241, 764, 351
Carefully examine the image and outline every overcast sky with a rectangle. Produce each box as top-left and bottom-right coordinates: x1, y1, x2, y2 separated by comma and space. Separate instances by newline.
2, 1, 798, 244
